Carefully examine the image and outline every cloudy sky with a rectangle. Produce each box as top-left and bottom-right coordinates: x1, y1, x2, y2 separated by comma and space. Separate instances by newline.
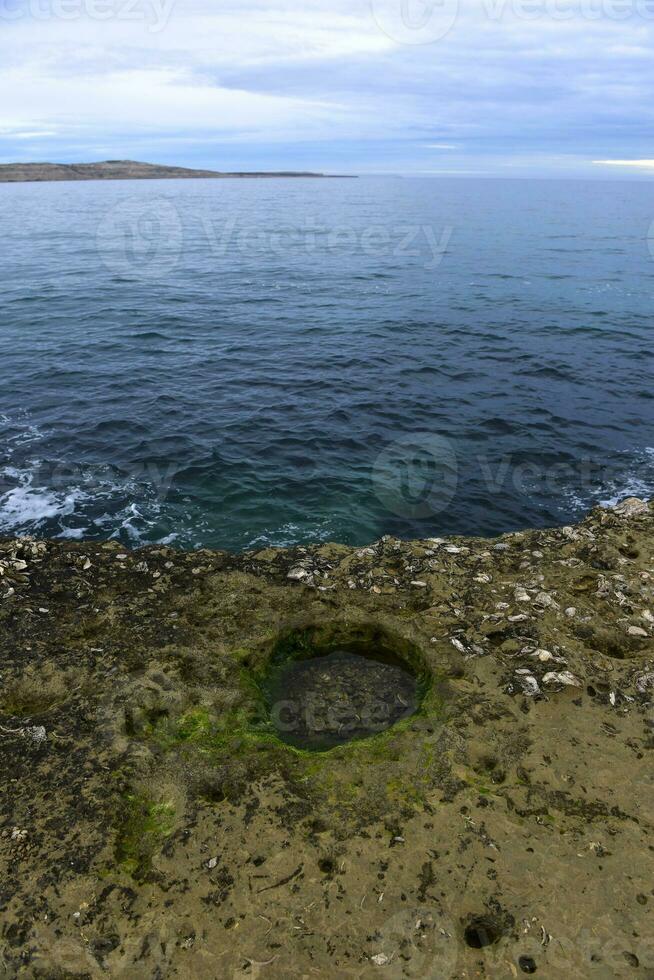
1, 0, 654, 176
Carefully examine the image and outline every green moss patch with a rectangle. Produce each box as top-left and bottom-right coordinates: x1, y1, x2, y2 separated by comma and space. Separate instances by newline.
115, 794, 176, 879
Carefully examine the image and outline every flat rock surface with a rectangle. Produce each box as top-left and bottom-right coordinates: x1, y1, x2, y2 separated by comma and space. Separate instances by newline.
0, 501, 653, 978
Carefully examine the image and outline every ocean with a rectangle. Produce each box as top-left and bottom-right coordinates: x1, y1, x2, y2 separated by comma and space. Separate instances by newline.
0, 175, 652, 550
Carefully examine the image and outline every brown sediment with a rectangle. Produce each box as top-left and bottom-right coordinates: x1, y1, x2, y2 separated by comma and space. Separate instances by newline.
0, 499, 652, 977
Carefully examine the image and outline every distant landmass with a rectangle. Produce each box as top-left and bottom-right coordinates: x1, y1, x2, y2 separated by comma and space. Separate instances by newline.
0, 160, 356, 183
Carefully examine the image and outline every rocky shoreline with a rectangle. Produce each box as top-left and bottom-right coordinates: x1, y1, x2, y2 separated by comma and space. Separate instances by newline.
0, 499, 652, 978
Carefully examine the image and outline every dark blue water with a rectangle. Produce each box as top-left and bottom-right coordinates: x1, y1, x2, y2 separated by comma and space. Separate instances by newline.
1, 176, 652, 550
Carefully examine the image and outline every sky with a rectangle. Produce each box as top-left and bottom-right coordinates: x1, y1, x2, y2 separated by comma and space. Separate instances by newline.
1, 0, 654, 176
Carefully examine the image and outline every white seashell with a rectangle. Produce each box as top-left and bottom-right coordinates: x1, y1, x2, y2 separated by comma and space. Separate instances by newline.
542, 671, 581, 687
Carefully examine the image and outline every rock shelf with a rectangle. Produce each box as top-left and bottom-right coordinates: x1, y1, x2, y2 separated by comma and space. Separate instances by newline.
0, 499, 652, 977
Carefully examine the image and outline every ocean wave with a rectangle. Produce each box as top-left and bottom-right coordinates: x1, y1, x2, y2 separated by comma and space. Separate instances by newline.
2, 180, 653, 551
597, 448, 654, 508
555, 448, 654, 514
245, 519, 339, 550
0, 462, 172, 545
0, 469, 87, 533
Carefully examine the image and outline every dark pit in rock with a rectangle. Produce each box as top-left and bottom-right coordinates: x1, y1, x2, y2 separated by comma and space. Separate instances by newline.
464, 916, 502, 949
264, 648, 419, 750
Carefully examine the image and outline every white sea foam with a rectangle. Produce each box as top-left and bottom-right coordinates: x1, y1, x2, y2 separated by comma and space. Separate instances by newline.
111, 503, 153, 543
157, 532, 179, 545
530, 446, 654, 517
597, 447, 654, 508
246, 519, 337, 550
58, 527, 87, 540
599, 480, 654, 509
2, 465, 27, 481
0, 411, 48, 453
0, 463, 165, 542
8, 425, 47, 448
0, 471, 87, 532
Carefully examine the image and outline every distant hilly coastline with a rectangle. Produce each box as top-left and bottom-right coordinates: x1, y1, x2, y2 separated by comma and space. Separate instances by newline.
0, 160, 356, 183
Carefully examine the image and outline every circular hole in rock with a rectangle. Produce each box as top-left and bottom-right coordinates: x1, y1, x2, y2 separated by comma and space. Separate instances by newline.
262, 625, 425, 751
464, 917, 501, 949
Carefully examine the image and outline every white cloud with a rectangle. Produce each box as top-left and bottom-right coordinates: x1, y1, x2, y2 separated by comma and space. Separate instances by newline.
0, 65, 349, 134
593, 159, 654, 169
11, 130, 58, 139
1, 0, 654, 171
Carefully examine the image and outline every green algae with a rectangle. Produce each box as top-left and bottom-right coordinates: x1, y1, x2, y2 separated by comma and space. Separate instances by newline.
124, 619, 449, 808
2, 502, 653, 976
120, 652, 451, 825
255, 620, 440, 749
115, 795, 176, 879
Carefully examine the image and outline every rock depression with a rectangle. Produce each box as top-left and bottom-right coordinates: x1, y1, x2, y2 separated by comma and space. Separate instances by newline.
0, 499, 652, 977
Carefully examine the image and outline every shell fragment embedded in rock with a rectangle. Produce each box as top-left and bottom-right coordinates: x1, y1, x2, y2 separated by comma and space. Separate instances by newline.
542, 671, 581, 688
